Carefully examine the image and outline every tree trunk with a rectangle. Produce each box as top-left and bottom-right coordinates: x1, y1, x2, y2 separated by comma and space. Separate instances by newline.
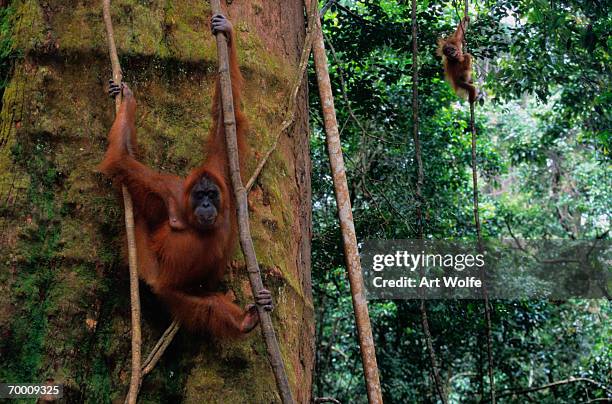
0, 1, 313, 403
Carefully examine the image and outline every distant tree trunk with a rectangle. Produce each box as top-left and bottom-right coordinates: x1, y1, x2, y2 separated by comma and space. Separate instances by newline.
0, 1, 313, 402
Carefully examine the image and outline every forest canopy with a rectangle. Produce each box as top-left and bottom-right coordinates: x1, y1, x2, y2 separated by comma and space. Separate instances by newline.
310, 0, 610, 402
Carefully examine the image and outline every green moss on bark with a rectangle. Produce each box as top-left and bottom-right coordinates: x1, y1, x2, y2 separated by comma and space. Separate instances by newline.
0, 0, 308, 401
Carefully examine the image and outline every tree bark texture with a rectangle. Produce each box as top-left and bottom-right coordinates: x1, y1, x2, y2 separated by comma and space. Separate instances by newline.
0, 1, 313, 402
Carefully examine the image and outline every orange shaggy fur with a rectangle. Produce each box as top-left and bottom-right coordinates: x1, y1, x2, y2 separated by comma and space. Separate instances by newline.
436, 18, 477, 103
99, 18, 254, 338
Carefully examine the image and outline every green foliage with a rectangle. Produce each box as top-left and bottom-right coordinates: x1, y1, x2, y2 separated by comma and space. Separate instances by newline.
311, 1, 610, 403
0, 137, 61, 383
488, 0, 612, 155
0, 3, 16, 101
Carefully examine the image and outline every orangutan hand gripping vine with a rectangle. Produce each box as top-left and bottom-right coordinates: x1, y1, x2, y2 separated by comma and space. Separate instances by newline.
99, 14, 273, 338
437, 17, 477, 103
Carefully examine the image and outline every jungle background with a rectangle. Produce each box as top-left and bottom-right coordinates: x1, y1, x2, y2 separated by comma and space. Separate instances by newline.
309, 0, 610, 403
0, 0, 610, 403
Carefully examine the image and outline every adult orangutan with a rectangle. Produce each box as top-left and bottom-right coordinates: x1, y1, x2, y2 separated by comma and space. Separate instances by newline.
99, 14, 272, 338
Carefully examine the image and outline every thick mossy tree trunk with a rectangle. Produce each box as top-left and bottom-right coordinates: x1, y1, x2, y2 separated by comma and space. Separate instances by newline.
0, 1, 313, 402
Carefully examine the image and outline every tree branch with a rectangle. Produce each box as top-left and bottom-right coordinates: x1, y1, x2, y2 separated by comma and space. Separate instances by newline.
313, 397, 341, 404
131, 320, 181, 399
210, 1, 293, 402
141, 320, 180, 377
101, 2, 142, 404
307, 0, 383, 402
319, 0, 337, 18
409, 0, 447, 400
493, 377, 612, 400
462, 3, 495, 399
